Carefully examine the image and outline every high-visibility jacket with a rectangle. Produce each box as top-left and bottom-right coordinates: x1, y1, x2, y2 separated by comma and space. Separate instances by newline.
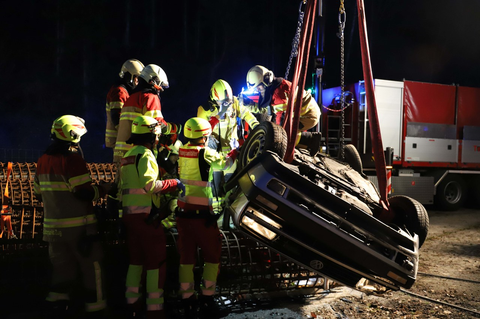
120, 145, 178, 215
34, 152, 104, 242
114, 90, 167, 163
177, 144, 235, 213
269, 78, 320, 127
105, 84, 129, 148
197, 96, 259, 154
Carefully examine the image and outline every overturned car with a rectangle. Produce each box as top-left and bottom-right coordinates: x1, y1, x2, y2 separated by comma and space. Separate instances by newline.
224, 122, 429, 290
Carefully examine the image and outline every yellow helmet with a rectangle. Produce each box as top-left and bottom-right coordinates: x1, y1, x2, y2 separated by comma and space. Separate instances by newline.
119, 59, 144, 83
51, 115, 87, 143
210, 79, 233, 112
246, 65, 274, 89
140, 64, 169, 91
184, 117, 212, 139
131, 115, 160, 135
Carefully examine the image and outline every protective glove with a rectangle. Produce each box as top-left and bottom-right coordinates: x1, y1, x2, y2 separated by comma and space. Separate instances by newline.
175, 179, 186, 195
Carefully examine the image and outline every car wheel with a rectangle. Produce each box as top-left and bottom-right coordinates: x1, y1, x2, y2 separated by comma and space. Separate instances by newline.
434, 174, 466, 211
238, 121, 287, 169
389, 195, 429, 248
343, 144, 363, 175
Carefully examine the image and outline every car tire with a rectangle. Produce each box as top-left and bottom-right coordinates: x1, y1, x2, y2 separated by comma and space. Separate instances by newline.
238, 121, 287, 169
343, 144, 363, 175
434, 174, 466, 211
389, 195, 429, 248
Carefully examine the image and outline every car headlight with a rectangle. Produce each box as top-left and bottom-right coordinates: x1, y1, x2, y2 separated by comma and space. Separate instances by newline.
241, 207, 281, 241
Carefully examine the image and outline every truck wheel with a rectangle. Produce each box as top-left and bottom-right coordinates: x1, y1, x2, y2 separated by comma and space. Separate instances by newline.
389, 195, 429, 248
435, 174, 466, 211
238, 122, 287, 169
343, 144, 363, 175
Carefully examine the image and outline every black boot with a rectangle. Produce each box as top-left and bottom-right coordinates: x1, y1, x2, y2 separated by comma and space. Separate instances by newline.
298, 131, 322, 157
180, 295, 198, 319
308, 132, 322, 156
197, 295, 228, 319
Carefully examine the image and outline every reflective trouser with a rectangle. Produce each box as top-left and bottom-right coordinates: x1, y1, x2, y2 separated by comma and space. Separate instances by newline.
123, 213, 166, 312
176, 217, 222, 299
46, 237, 106, 313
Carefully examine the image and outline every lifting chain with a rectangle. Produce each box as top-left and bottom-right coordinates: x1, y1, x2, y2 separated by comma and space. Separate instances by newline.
338, 0, 346, 160
285, 0, 307, 80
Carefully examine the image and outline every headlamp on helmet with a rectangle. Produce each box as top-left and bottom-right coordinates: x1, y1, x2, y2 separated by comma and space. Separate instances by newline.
246, 65, 274, 91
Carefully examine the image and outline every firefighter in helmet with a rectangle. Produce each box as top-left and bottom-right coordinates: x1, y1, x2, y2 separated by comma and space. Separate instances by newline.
106, 59, 144, 157
114, 64, 181, 164
176, 117, 237, 318
245, 65, 322, 156
120, 115, 184, 319
197, 79, 259, 216
34, 115, 111, 318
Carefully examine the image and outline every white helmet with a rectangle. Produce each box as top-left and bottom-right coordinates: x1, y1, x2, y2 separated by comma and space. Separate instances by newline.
140, 64, 169, 91
246, 65, 274, 89
119, 59, 144, 83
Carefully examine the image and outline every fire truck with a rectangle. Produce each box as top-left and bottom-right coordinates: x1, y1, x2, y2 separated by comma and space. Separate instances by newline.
321, 79, 480, 210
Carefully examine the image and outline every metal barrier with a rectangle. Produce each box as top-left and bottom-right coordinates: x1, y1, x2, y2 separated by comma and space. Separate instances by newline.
0, 162, 328, 313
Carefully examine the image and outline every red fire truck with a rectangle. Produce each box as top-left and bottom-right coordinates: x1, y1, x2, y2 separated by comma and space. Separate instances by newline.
321, 79, 480, 210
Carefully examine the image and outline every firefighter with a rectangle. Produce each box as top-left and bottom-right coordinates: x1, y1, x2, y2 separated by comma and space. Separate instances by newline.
34, 115, 110, 318
176, 117, 237, 318
157, 139, 183, 230
197, 79, 258, 217
114, 64, 181, 164
245, 65, 322, 156
105, 59, 144, 160
120, 115, 185, 319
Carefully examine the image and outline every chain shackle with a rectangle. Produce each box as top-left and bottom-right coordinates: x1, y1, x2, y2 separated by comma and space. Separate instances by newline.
285, 0, 307, 80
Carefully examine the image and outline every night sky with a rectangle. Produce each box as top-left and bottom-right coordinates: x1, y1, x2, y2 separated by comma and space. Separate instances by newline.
1, 0, 479, 163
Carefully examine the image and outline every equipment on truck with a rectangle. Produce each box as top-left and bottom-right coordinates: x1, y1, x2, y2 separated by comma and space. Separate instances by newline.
322, 79, 480, 210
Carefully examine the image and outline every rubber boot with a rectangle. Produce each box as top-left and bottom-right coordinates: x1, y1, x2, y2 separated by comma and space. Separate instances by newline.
298, 132, 322, 156
180, 295, 198, 319
308, 132, 322, 156
197, 295, 227, 319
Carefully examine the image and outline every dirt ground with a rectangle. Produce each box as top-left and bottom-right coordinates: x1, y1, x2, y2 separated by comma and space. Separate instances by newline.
224, 207, 480, 319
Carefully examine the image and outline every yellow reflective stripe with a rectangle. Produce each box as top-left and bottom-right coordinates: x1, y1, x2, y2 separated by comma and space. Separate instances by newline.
38, 181, 70, 191
106, 129, 117, 137
120, 111, 140, 121
46, 292, 70, 302
85, 300, 106, 312
69, 173, 91, 188
44, 214, 96, 228
115, 142, 133, 152
107, 101, 124, 110
144, 109, 163, 119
